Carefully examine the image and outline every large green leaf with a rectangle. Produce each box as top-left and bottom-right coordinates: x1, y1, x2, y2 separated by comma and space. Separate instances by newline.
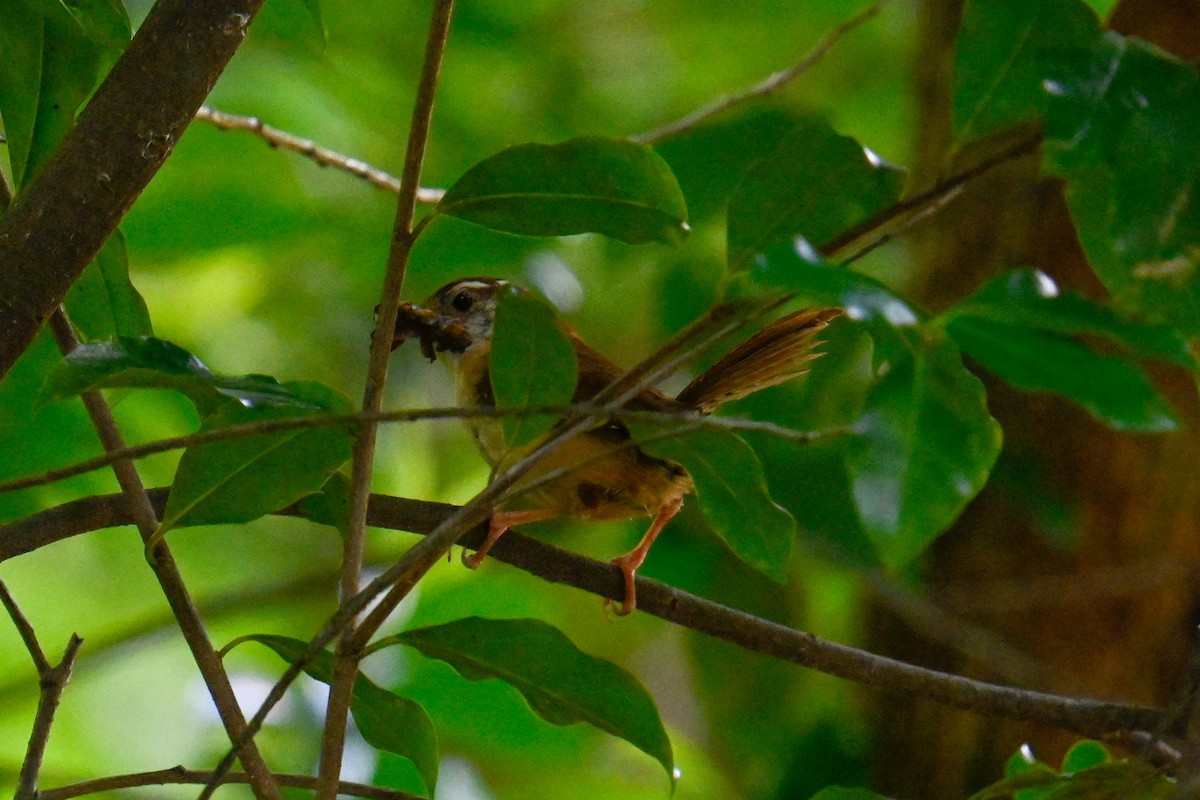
489, 287, 578, 449
0, 0, 102, 187
847, 329, 1001, 568
942, 270, 1183, 432
157, 382, 354, 534
1044, 32, 1200, 334
41, 336, 334, 418
743, 245, 1000, 568
627, 421, 796, 583
375, 617, 674, 787
437, 137, 689, 245
726, 118, 905, 268
63, 230, 154, 341
952, 0, 1099, 144
237, 634, 438, 797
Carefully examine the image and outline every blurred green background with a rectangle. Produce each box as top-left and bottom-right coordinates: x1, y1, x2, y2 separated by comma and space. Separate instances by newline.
0, 1, 923, 798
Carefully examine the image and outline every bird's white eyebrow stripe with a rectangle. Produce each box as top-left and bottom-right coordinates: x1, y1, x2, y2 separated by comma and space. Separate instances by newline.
451, 280, 503, 292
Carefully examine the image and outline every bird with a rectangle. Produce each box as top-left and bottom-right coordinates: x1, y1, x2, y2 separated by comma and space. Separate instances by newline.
392, 277, 839, 613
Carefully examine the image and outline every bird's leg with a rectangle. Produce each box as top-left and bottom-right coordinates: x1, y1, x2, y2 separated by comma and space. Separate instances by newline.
463, 508, 556, 568
609, 495, 685, 615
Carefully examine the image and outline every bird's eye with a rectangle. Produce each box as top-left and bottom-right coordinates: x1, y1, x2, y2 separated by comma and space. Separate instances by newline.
451, 291, 473, 312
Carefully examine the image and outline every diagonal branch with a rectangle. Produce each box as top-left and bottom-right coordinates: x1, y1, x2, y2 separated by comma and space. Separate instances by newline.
318, 2, 457, 797
0, 0, 270, 380
194, 106, 444, 202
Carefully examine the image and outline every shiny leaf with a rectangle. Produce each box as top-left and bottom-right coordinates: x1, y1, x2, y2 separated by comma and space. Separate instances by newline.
628, 421, 796, 582
726, 118, 905, 268
1044, 32, 1200, 334
847, 330, 1002, 568
377, 617, 674, 787
158, 382, 353, 532
943, 270, 1182, 431
239, 634, 438, 796
490, 287, 578, 448
438, 136, 689, 244
41, 336, 335, 418
739, 244, 999, 568
953, 0, 1099, 143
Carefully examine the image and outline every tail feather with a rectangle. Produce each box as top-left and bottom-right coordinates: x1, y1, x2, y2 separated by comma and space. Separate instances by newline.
675, 307, 840, 414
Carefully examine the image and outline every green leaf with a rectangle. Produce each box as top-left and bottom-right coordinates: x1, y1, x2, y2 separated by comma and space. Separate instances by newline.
377, 617, 674, 787
726, 118, 905, 268
807, 789, 893, 800
739, 244, 999, 568
158, 383, 354, 533
437, 136, 689, 245
627, 421, 796, 583
294, 470, 351, 532
41, 336, 336, 418
952, 0, 1100, 144
948, 316, 1178, 432
0, 0, 100, 187
740, 240, 923, 364
60, 0, 131, 50
1044, 32, 1200, 334
848, 329, 1001, 568
63, 231, 154, 341
490, 287, 578, 449
942, 270, 1183, 432
238, 634, 438, 796
653, 106, 810, 222
948, 269, 1195, 368
1060, 740, 1109, 773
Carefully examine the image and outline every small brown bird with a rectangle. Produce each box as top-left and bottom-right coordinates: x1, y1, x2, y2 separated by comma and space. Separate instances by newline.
396, 277, 838, 613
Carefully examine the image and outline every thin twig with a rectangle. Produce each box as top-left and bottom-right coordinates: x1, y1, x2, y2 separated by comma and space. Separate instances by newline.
820, 131, 1043, 262
45, 312, 282, 800
1, 579, 84, 800
0, 491, 1169, 742
316, 1, 456, 797
633, 0, 890, 144
0, 404, 826, 506
40, 767, 421, 800
194, 106, 444, 202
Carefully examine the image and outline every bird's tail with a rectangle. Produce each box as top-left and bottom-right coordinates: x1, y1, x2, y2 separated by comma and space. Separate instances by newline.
674, 307, 840, 414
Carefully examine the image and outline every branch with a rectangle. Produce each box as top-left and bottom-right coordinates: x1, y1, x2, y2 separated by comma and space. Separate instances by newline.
44, 314, 282, 800
0, 580, 83, 800
318, 1, 457, 796
38, 767, 420, 800
633, 0, 890, 144
194, 106, 444, 202
0, 0, 269, 380
1, 490, 1168, 741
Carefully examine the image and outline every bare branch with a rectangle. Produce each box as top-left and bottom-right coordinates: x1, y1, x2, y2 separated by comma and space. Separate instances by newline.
194, 106, 444, 202
634, 0, 890, 144
39, 767, 420, 800
0, 490, 1167, 741
317, 0, 457, 796
0, 0, 270, 380
0, 579, 84, 800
